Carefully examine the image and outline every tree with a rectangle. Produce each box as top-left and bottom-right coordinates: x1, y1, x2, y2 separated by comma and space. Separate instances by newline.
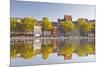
59, 20, 76, 36
91, 22, 95, 35
41, 17, 53, 36
81, 23, 92, 32
77, 18, 93, 36
42, 17, 53, 31
10, 18, 17, 32
21, 17, 36, 32
92, 22, 95, 31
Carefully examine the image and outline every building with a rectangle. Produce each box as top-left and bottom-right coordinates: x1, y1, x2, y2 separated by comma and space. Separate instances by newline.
51, 26, 58, 37
34, 21, 42, 37
34, 25, 42, 37
64, 15, 72, 21
58, 15, 72, 22
58, 15, 73, 36
51, 22, 58, 37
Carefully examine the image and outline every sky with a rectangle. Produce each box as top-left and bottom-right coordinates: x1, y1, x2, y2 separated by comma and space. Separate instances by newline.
11, 0, 96, 22
11, 53, 95, 66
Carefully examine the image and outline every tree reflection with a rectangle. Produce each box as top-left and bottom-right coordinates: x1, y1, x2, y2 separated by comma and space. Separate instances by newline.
76, 43, 95, 57
20, 43, 36, 59
58, 43, 76, 60
10, 42, 36, 59
84, 43, 95, 55
10, 44, 18, 58
10, 39, 95, 60
41, 44, 53, 60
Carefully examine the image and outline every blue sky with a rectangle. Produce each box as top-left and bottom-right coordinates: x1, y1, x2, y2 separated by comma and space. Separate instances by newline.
11, 0, 96, 22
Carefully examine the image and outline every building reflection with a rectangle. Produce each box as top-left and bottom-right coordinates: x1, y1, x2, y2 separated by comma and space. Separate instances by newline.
10, 39, 95, 60
34, 39, 42, 54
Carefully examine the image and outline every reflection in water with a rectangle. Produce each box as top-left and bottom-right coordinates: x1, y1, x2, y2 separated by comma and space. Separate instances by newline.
10, 39, 95, 66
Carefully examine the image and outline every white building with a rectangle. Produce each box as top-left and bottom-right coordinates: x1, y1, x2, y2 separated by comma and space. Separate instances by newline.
34, 25, 42, 37
33, 39, 42, 53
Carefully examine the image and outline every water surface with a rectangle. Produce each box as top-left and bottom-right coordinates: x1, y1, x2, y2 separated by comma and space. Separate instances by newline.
10, 38, 95, 66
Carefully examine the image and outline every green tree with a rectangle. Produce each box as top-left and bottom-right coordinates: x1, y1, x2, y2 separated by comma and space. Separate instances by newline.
21, 17, 36, 32
59, 20, 76, 36
78, 18, 93, 32
42, 17, 53, 31
77, 18, 93, 36
91, 22, 95, 33
10, 18, 17, 32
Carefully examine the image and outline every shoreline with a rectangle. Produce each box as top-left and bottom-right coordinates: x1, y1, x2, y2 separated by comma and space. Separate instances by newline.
11, 37, 95, 40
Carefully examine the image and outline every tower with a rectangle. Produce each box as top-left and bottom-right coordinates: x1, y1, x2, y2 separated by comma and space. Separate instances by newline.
64, 15, 72, 21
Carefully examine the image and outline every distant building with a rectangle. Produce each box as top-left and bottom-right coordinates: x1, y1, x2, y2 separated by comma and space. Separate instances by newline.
34, 26, 42, 37
34, 21, 42, 37
51, 22, 58, 37
64, 15, 72, 21
58, 15, 72, 22
51, 26, 58, 37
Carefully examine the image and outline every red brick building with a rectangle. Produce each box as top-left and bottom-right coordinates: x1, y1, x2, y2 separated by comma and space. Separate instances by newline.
64, 15, 72, 21
51, 22, 58, 37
